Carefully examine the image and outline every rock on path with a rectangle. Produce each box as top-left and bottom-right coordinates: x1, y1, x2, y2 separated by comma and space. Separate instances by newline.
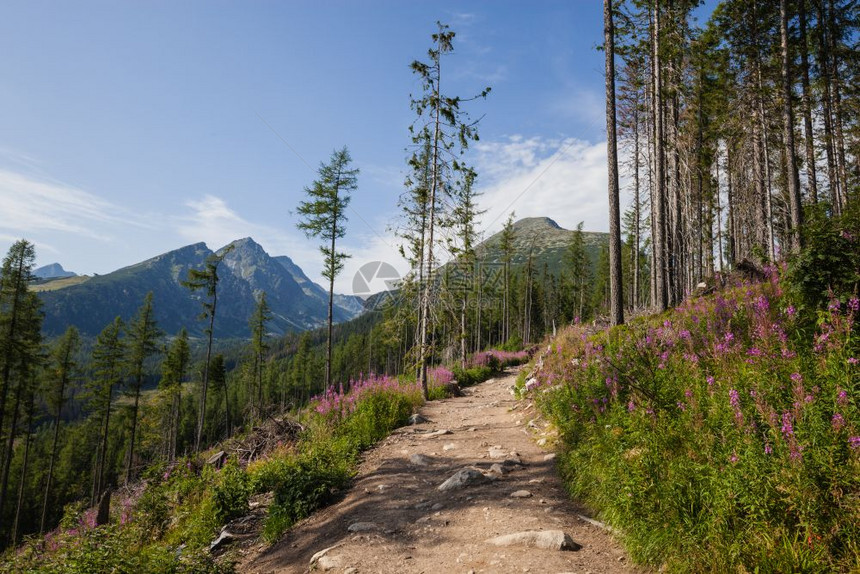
238, 368, 642, 574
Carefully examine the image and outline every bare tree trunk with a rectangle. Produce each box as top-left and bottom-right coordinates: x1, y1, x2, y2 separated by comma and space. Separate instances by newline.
633, 104, 641, 308
418, 58, 442, 400
780, 0, 804, 252
716, 147, 725, 272
798, 0, 818, 204
12, 390, 34, 545
652, 0, 668, 311
816, 0, 841, 213
605, 0, 624, 326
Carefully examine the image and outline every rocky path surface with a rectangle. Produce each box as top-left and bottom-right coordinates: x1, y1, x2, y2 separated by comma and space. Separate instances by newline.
239, 368, 640, 574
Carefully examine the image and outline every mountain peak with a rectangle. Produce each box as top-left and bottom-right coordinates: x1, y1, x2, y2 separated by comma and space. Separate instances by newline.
512, 217, 562, 231
34, 263, 77, 279
219, 237, 263, 254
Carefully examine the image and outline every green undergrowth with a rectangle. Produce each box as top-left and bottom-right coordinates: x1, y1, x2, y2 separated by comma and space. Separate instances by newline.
1, 347, 529, 573
524, 272, 859, 572
2, 379, 422, 573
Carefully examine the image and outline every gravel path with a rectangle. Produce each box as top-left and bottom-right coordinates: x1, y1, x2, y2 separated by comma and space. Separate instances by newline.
238, 368, 641, 574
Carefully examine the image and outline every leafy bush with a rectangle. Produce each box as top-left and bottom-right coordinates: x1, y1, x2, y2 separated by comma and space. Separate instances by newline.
786, 201, 860, 313
211, 458, 250, 524
452, 365, 494, 387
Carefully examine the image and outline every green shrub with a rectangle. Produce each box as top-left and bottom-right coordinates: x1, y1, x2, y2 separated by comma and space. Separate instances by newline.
786, 201, 860, 313
452, 365, 494, 387
211, 458, 250, 523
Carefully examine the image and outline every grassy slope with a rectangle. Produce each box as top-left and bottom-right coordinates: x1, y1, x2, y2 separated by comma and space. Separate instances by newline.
523, 273, 859, 572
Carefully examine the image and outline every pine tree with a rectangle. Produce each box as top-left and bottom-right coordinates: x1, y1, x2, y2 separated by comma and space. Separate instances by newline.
498, 213, 517, 343
183, 248, 231, 453
0, 240, 42, 490
605, 0, 625, 326
409, 21, 490, 398
249, 293, 271, 419
124, 292, 161, 484
297, 147, 357, 391
566, 222, 592, 321
89, 317, 125, 499
0, 287, 41, 532
159, 328, 189, 462
209, 354, 228, 439
40, 326, 80, 533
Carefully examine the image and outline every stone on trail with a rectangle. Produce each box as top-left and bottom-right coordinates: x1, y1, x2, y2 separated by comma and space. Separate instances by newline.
510, 490, 533, 498
309, 544, 344, 569
443, 443, 456, 451
485, 530, 582, 551
424, 429, 452, 438
409, 453, 433, 466
488, 463, 510, 475
347, 521, 380, 532
315, 554, 341, 571
543, 453, 557, 462
488, 445, 507, 459
438, 468, 489, 491
409, 413, 430, 425
208, 527, 235, 552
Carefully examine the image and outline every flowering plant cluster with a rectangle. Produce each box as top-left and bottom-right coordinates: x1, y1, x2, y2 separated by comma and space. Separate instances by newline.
527, 271, 859, 571
470, 349, 530, 369
311, 374, 422, 421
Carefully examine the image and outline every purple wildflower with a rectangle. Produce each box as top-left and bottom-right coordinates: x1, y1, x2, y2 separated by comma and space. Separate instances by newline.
832, 413, 845, 431
781, 412, 794, 438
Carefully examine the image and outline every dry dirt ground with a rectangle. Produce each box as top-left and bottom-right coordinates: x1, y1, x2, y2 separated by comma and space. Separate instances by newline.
237, 367, 642, 574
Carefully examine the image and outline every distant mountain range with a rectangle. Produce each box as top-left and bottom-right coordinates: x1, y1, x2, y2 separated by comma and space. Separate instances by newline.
36, 238, 364, 338
34, 263, 77, 279
34, 218, 606, 339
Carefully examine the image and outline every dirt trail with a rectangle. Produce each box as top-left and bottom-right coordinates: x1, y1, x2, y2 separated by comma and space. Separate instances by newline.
238, 368, 640, 574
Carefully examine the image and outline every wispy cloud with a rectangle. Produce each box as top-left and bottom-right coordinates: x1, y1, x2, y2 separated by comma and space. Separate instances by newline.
472, 135, 609, 236
0, 168, 142, 241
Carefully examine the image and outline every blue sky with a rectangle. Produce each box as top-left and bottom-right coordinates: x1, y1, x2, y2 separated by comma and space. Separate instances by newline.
0, 1, 716, 293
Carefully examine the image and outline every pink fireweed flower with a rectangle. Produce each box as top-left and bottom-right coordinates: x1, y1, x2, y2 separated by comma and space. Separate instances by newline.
729, 388, 743, 425
848, 357, 859, 365
848, 298, 859, 313
627, 400, 635, 412
764, 443, 773, 455
729, 452, 739, 464
790, 446, 803, 462
790, 372, 803, 384
781, 412, 794, 438
849, 436, 860, 449
781, 348, 797, 359
837, 390, 848, 406
785, 305, 796, 318
729, 388, 741, 409
832, 413, 845, 431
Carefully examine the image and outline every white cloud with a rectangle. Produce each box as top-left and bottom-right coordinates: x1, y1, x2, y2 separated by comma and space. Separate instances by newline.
0, 168, 144, 241
472, 136, 609, 237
